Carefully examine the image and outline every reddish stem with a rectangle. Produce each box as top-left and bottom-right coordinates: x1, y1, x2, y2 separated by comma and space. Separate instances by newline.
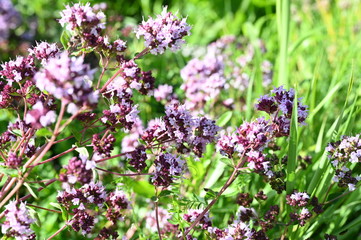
96, 167, 153, 177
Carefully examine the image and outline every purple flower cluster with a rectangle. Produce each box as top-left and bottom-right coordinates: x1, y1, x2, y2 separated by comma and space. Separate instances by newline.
5, 151, 22, 169
208, 203, 279, 239
101, 102, 139, 131
326, 134, 361, 191
1, 201, 36, 240
153, 84, 174, 102
286, 191, 310, 207
34, 52, 98, 112
256, 86, 308, 136
135, 6, 191, 55
59, 154, 95, 186
183, 209, 212, 230
151, 153, 185, 187
181, 36, 273, 112
70, 210, 95, 235
58, 3, 128, 53
28, 42, 60, 65
192, 117, 221, 157
57, 182, 107, 210
0, 0, 20, 42
92, 133, 115, 157
59, 3, 105, 35
142, 104, 220, 158
0, 56, 36, 84
105, 189, 131, 223
126, 145, 148, 171
102, 61, 156, 131
217, 87, 308, 179
286, 191, 323, 226
57, 182, 107, 234
181, 53, 225, 110
217, 118, 274, 177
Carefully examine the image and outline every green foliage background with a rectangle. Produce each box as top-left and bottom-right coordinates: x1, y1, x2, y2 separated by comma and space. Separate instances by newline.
2, 0, 361, 239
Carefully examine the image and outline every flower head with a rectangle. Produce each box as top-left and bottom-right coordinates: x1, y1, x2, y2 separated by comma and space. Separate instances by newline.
135, 6, 191, 55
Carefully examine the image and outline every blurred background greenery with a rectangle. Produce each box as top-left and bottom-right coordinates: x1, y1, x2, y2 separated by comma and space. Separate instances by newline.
2, 0, 361, 239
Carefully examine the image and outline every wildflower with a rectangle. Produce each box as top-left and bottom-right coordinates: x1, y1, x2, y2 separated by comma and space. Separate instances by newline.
183, 209, 212, 230
126, 145, 148, 171
92, 134, 115, 157
326, 134, 361, 191
59, 155, 95, 185
1, 201, 36, 240
28, 42, 60, 65
135, 6, 191, 55
256, 86, 308, 136
0, 56, 35, 84
286, 191, 310, 207
5, 151, 22, 169
59, 3, 105, 35
181, 53, 225, 110
154, 84, 174, 101
25, 101, 57, 129
151, 153, 185, 187
34, 52, 98, 111
106, 189, 131, 223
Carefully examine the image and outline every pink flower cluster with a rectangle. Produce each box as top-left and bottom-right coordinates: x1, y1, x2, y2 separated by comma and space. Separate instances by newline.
255, 86, 308, 136
1, 201, 36, 240
218, 86, 309, 178
326, 134, 361, 191
34, 52, 98, 112
135, 6, 191, 55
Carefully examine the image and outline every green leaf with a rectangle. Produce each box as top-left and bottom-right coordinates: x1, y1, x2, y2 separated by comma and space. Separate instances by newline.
35, 128, 52, 137
216, 111, 233, 127
60, 30, 71, 50
0, 166, 18, 177
23, 183, 38, 199
68, 123, 82, 142
75, 147, 89, 158
50, 202, 68, 221
132, 180, 155, 198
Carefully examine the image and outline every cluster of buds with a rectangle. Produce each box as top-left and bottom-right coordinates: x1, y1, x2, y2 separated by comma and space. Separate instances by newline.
57, 182, 107, 234
286, 191, 323, 226
326, 134, 361, 191
105, 189, 131, 223
0, 56, 36, 84
151, 153, 185, 187
126, 145, 148, 171
59, 3, 127, 54
59, 154, 96, 186
255, 86, 308, 136
28, 41, 60, 65
92, 133, 116, 157
209, 204, 274, 240
181, 36, 273, 112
